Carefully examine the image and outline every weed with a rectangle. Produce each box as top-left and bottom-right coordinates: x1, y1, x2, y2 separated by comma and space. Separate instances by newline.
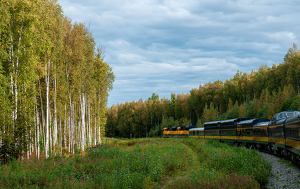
0, 138, 271, 189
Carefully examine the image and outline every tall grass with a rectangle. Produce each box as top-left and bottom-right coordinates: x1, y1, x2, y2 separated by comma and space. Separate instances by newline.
0, 138, 190, 188
166, 138, 271, 188
0, 138, 271, 188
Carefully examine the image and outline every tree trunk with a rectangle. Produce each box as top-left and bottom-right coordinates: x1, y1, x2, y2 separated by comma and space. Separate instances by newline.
88, 101, 91, 146
80, 94, 85, 151
97, 87, 101, 144
64, 104, 67, 149
45, 60, 50, 159
36, 104, 40, 160
60, 107, 62, 156
53, 75, 57, 147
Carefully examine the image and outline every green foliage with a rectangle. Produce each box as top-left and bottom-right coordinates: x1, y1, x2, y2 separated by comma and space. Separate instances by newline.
226, 101, 240, 119
280, 96, 299, 111
0, 139, 191, 188
173, 138, 271, 188
0, 138, 272, 188
148, 126, 162, 137
0, 0, 115, 161
163, 117, 175, 128
245, 101, 256, 118
214, 113, 227, 121
257, 104, 269, 118
167, 170, 259, 189
196, 119, 202, 127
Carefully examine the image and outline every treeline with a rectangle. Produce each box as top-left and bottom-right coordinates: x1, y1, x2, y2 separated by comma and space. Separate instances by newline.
106, 44, 300, 138
0, 0, 114, 163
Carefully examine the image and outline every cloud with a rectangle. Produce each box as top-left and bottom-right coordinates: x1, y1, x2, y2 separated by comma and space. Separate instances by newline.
58, 0, 300, 106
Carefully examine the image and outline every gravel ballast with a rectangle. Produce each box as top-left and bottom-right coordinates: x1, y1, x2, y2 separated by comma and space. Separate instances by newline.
260, 152, 300, 189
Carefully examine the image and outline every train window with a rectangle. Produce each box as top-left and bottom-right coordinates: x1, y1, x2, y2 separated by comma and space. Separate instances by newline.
286, 112, 294, 118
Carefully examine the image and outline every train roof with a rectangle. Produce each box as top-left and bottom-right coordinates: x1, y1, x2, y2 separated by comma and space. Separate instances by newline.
253, 121, 270, 127
283, 111, 300, 122
283, 111, 300, 118
220, 117, 251, 123
238, 118, 270, 125
204, 121, 220, 125
171, 126, 179, 130
189, 127, 204, 131
271, 111, 300, 124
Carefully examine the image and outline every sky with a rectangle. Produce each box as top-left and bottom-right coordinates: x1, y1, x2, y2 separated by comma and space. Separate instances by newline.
58, 0, 300, 107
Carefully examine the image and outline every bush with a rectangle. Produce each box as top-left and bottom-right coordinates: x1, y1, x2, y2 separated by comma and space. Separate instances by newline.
257, 104, 269, 118
280, 96, 299, 111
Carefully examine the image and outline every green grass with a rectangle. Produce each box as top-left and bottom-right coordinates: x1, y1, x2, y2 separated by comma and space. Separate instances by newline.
0, 138, 272, 188
164, 138, 271, 188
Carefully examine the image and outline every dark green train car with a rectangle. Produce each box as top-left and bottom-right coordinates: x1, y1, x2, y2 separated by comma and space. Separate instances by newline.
253, 121, 270, 150
189, 127, 205, 138
237, 118, 270, 147
284, 111, 300, 160
220, 118, 250, 144
204, 121, 220, 141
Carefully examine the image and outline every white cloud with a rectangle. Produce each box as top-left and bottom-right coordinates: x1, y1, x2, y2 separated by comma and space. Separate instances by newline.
58, 0, 300, 106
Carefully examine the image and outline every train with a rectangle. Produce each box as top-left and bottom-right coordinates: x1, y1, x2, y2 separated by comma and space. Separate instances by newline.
163, 110, 300, 162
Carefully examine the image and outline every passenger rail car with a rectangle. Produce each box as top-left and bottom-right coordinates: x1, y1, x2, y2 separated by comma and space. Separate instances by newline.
237, 118, 270, 147
252, 121, 269, 150
173, 111, 300, 162
220, 117, 251, 144
189, 127, 205, 138
204, 121, 220, 140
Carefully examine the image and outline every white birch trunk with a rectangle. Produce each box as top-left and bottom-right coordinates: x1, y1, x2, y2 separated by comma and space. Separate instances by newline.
9, 20, 15, 122
64, 104, 67, 150
38, 80, 45, 154
88, 101, 91, 146
50, 112, 52, 154
94, 116, 97, 145
45, 60, 50, 159
14, 10, 24, 123
80, 94, 86, 151
60, 111, 62, 156
73, 104, 75, 153
36, 106, 40, 160
53, 75, 57, 147
68, 105, 71, 153
98, 88, 102, 144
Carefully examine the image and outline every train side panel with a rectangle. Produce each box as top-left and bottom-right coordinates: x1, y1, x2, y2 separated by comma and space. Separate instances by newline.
189, 128, 205, 138
204, 121, 220, 141
253, 121, 269, 150
285, 115, 300, 157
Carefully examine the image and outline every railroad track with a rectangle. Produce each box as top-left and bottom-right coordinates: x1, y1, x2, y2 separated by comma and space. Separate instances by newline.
254, 148, 300, 169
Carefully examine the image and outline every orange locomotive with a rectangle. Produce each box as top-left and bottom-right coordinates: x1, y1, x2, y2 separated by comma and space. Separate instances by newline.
163, 126, 196, 138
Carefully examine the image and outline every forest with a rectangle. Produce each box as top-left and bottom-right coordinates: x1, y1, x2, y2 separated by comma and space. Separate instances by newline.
106, 44, 300, 138
0, 0, 115, 163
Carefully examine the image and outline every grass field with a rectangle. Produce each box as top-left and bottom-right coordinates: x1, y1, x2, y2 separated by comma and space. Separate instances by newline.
0, 138, 271, 188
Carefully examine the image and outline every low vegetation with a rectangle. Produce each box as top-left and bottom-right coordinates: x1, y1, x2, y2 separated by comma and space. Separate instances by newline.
166, 138, 271, 188
0, 138, 271, 188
